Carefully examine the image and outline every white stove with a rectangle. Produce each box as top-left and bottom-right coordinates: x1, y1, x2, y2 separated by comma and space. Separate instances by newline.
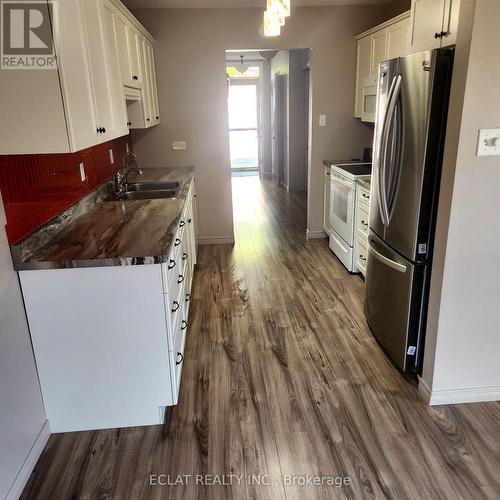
328, 161, 371, 272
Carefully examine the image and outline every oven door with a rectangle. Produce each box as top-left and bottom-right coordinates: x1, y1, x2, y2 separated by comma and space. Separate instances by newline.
329, 172, 355, 246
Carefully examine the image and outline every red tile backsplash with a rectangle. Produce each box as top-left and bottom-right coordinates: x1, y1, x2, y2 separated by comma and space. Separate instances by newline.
0, 136, 132, 244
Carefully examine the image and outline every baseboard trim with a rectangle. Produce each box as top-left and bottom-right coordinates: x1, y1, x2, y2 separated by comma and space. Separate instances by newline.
306, 229, 328, 240
6, 420, 51, 500
197, 236, 235, 245
418, 379, 500, 405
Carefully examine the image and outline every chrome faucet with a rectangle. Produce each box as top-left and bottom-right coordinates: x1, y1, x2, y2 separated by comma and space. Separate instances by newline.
115, 153, 143, 194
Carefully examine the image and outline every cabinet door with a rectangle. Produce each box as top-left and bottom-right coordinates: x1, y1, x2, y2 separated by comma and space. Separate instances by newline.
409, 0, 445, 53
108, 5, 133, 88
140, 37, 154, 127
79, 0, 126, 143
101, 2, 129, 139
371, 30, 388, 80
442, 0, 460, 46
127, 27, 143, 89
147, 43, 161, 125
55, 0, 100, 151
387, 17, 410, 59
354, 36, 371, 118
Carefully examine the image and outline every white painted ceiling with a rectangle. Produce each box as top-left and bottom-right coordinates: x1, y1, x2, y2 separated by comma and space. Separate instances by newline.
123, 0, 392, 9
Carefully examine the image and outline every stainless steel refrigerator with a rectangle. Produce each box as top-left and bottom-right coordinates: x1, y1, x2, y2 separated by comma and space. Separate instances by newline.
364, 48, 454, 373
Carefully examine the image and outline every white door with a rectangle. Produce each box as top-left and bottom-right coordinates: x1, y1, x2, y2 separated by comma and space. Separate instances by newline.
330, 172, 355, 246
128, 27, 143, 89
409, 0, 446, 53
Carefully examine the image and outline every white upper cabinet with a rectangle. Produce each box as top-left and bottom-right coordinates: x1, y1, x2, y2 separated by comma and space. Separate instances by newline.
354, 12, 410, 120
409, 0, 460, 53
0, 0, 158, 155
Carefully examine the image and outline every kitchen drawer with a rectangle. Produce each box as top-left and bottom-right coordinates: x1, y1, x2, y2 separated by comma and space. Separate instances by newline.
355, 235, 368, 276
170, 305, 187, 403
358, 186, 371, 207
161, 234, 183, 293
356, 204, 370, 239
164, 272, 185, 338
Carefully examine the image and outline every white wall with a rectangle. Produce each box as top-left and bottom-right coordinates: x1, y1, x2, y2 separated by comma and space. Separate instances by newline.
130, 6, 392, 242
421, 0, 500, 404
0, 194, 48, 499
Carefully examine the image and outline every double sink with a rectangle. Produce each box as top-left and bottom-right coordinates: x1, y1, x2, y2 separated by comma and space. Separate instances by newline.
105, 181, 180, 201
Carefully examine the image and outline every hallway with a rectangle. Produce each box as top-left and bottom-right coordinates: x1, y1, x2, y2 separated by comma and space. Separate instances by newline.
22, 177, 500, 500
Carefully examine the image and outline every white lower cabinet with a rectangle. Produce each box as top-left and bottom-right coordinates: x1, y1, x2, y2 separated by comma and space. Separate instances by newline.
355, 183, 370, 276
19, 184, 197, 432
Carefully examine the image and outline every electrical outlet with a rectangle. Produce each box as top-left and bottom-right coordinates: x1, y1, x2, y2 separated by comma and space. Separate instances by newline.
319, 114, 327, 127
79, 163, 86, 182
172, 141, 187, 151
109, 149, 114, 164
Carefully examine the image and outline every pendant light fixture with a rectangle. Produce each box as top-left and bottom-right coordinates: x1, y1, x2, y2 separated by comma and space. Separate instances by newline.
263, 0, 290, 37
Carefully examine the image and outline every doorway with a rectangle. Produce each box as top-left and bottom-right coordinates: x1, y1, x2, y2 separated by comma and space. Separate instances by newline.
227, 79, 260, 175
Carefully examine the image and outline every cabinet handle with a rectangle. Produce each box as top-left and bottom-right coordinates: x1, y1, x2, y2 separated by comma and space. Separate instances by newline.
167, 259, 176, 270
146, 118, 151, 122
188, 218, 192, 224
182, 253, 188, 261
155, 115, 160, 120
181, 320, 187, 331
177, 274, 184, 284
359, 255, 367, 262
132, 75, 138, 80
179, 220, 185, 227
434, 32, 443, 39
176, 352, 184, 365
172, 301, 180, 313
361, 220, 368, 227
362, 193, 370, 199
102, 127, 106, 133
185, 293, 191, 302
127, 121, 132, 127
175, 238, 181, 247
97, 127, 102, 134
441, 30, 448, 38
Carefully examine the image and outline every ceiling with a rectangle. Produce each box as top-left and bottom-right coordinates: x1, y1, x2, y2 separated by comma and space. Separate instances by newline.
123, 0, 392, 9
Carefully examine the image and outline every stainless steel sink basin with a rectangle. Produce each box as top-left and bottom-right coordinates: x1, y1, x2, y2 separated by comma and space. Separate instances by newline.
126, 181, 180, 192
105, 189, 178, 201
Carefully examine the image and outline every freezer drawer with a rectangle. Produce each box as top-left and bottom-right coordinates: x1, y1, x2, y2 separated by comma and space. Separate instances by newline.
364, 231, 425, 372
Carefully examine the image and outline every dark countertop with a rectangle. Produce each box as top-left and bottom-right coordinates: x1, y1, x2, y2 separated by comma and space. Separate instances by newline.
12, 166, 195, 270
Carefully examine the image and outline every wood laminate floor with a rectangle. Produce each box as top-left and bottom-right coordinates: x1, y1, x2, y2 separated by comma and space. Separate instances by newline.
22, 176, 500, 500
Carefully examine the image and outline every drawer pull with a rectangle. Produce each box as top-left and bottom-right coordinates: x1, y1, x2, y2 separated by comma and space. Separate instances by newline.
359, 255, 367, 262
185, 293, 191, 302
361, 220, 368, 228
177, 275, 185, 284
181, 320, 187, 331
188, 218, 192, 223
175, 238, 181, 247
182, 253, 188, 261
362, 193, 370, 199
180, 220, 185, 228
176, 352, 184, 365
167, 259, 176, 270
172, 301, 180, 313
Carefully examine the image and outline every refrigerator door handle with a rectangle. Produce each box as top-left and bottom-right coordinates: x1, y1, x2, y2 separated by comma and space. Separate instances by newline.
380, 75, 402, 226
368, 243, 407, 273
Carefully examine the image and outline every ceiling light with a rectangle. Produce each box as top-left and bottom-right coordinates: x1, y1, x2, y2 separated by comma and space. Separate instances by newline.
263, 10, 281, 37
268, 0, 290, 18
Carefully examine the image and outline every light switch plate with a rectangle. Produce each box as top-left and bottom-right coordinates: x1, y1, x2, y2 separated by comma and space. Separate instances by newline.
319, 115, 327, 127
172, 141, 187, 150
79, 163, 86, 182
477, 128, 500, 156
